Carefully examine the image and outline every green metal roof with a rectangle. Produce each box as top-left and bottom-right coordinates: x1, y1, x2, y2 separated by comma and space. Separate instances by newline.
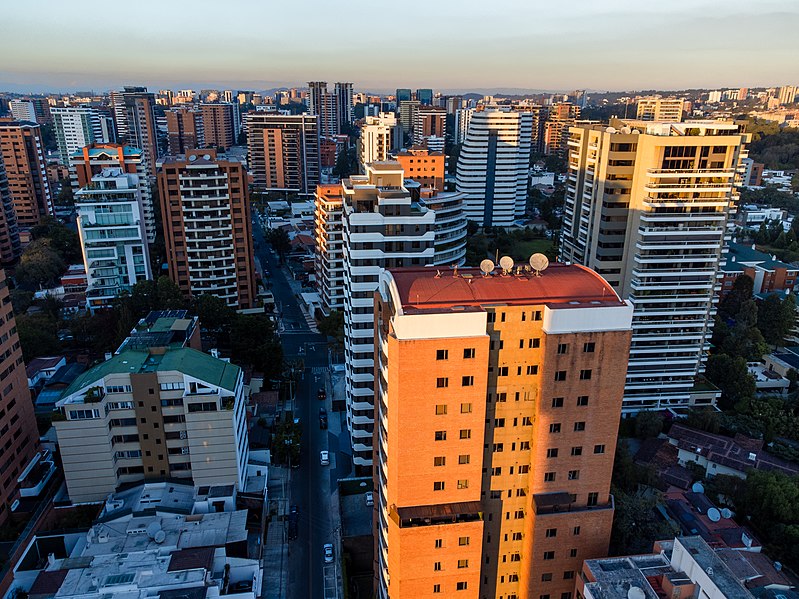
62, 348, 240, 398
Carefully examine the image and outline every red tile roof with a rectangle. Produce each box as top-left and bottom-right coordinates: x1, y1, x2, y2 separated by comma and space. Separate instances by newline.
389, 264, 623, 313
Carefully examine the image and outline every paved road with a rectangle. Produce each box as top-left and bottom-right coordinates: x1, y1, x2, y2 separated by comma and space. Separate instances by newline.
253, 221, 339, 599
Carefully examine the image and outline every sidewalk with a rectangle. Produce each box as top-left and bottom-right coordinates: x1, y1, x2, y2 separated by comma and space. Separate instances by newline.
280, 262, 320, 333
262, 466, 290, 599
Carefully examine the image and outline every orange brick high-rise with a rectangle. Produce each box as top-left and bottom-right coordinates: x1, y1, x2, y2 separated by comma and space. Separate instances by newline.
374, 263, 633, 599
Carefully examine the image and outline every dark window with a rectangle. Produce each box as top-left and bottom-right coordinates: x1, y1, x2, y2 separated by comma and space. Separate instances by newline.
546, 528, 557, 537
435, 431, 447, 441
574, 421, 586, 432
583, 342, 595, 353
571, 446, 582, 456
462, 375, 474, 387
436, 349, 448, 360
577, 396, 589, 406
579, 369, 592, 380
464, 348, 475, 359
436, 377, 448, 388
544, 472, 556, 482
543, 551, 555, 560
587, 493, 598, 506
550, 423, 561, 433
594, 444, 606, 454
557, 343, 569, 355
547, 448, 558, 458
552, 397, 564, 408
554, 371, 566, 381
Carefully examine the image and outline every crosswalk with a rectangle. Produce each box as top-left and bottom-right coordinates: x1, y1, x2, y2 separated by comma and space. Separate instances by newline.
311, 367, 327, 375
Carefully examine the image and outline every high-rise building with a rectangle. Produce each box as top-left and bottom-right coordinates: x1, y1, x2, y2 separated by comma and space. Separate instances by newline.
0, 268, 40, 522
455, 109, 532, 227
245, 113, 320, 195
29, 97, 52, 125
76, 168, 152, 311
72, 144, 156, 243
396, 89, 412, 103
0, 119, 53, 228
8, 100, 37, 123
54, 340, 249, 503
737, 88, 749, 101
636, 97, 685, 122
51, 106, 110, 163
416, 88, 434, 106
514, 105, 548, 155
454, 108, 473, 144
398, 100, 420, 137
201, 103, 236, 150
414, 186, 468, 267
335, 82, 354, 131
158, 149, 256, 309
308, 81, 339, 138
112, 86, 160, 170
412, 106, 447, 147
166, 107, 204, 155
778, 85, 797, 106
446, 96, 464, 114
395, 147, 445, 191
0, 160, 21, 265
314, 184, 345, 312
358, 113, 401, 170
560, 119, 750, 411
373, 264, 633, 599
543, 103, 581, 157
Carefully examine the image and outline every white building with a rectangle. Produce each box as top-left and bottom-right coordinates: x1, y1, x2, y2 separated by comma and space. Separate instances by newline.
358, 113, 400, 170
454, 107, 474, 144
560, 119, 750, 411
8, 99, 37, 122
54, 345, 249, 503
76, 168, 151, 311
52, 106, 111, 164
314, 185, 345, 312
636, 96, 685, 122
456, 108, 532, 227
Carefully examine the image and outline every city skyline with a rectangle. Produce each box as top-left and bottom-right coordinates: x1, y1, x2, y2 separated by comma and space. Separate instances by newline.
3, 0, 798, 93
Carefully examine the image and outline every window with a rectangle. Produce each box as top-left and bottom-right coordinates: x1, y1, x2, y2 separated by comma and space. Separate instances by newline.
546, 528, 557, 538
457, 582, 468, 591
583, 342, 595, 353
547, 448, 559, 458
530, 338, 541, 348
564, 571, 575, 580
527, 365, 539, 375
464, 348, 475, 359
458, 559, 468, 568
543, 551, 555, 561
579, 369, 592, 380
494, 418, 505, 428
512, 532, 523, 540
568, 470, 580, 480
554, 371, 566, 381
436, 349, 448, 360
459, 454, 470, 464
534, 310, 543, 321
570, 549, 578, 558
522, 416, 532, 426
520, 441, 530, 450
577, 395, 589, 406
459, 536, 470, 546
434, 481, 445, 491
557, 343, 569, 354
498, 367, 509, 376
490, 490, 502, 499
492, 467, 502, 476
594, 444, 606, 454
462, 375, 474, 387
435, 431, 447, 441
461, 403, 472, 413
435, 539, 443, 548
551, 397, 564, 408
549, 423, 561, 434
562, 593, 573, 599
510, 553, 521, 562
519, 465, 529, 473
541, 574, 553, 582
434, 561, 442, 571
434, 456, 446, 466
457, 479, 469, 489
573, 526, 581, 535
493, 443, 504, 452
574, 421, 586, 432
159, 382, 184, 391
436, 377, 449, 388
496, 392, 507, 402
436, 404, 447, 415
433, 584, 441, 593
460, 429, 472, 439
587, 492, 599, 506
544, 472, 556, 482
571, 446, 582, 456
487, 312, 496, 323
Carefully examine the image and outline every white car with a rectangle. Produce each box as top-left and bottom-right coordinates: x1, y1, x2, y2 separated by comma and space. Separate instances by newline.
320, 450, 330, 466
365, 491, 374, 507
323, 543, 334, 564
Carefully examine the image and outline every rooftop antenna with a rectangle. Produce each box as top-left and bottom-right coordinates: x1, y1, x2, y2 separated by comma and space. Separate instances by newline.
529, 253, 549, 276
479, 259, 495, 277
499, 256, 514, 275
453, 265, 458, 277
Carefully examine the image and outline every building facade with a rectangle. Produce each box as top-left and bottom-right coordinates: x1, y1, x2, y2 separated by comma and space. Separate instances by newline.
166, 107, 204, 155
308, 81, 340, 138
314, 184, 345, 312
51, 107, 110, 164
395, 147, 445, 191
76, 168, 152, 311
413, 106, 447, 147
636, 97, 685, 122
560, 119, 750, 411
543, 103, 581, 157
455, 109, 532, 227
335, 82, 355, 132
158, 149, 256, 309
8, 100, 37, 123
359, 113, 401, 170
201, 103, 237, 150
245, 113, 320, 195
374, 265, 633, 599
112, 86, 160, 171
0, 119, 53, 228
55, 345, 249, 503
0, 159, 21, 265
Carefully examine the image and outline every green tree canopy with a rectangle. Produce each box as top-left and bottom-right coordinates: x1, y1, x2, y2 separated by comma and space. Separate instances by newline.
16, 313, 60, 361
758, 293, 796, 346
15, 239, 65, 288
266, 228, 291, 258
705, 353, 756, 411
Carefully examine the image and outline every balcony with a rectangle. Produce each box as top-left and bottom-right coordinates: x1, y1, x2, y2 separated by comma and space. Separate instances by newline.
533, 492, 614, 515
391, 501, 483, 528
18, 451, 56, 498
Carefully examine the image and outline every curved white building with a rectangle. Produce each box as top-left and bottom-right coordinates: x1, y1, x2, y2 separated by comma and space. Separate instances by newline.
456, 109, 532, 227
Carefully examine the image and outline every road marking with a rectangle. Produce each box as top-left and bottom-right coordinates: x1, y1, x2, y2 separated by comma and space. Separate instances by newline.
311, 367, 328, 375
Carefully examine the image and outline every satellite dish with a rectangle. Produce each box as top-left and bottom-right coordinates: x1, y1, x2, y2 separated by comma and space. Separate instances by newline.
721, 508, 733, 519
479, 259, 495, 276
707, 508, 721, 523
628, 587, 646, 599
529, 253, 549, 275
188, 154, 197, 161
499, 256, 514, 273
146, 522, 161, 539
154, 530, 166, 544
691, 482, 705, 494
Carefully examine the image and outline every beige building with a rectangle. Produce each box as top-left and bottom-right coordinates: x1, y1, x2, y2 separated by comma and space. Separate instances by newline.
636, 97, 685, 122
358, 113, 401, 170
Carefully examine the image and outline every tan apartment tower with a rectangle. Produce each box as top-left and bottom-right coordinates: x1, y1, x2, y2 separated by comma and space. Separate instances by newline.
157, 149, 256, 309
201, 103, 237, 150
374, 264, 633, 599
166, 107, 204, 154
636, 97, 685, 122
0, 119, 53, 228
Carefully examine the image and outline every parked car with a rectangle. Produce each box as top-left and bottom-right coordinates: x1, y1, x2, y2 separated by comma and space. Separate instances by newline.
317, 388, 326, 401
365, 492, 374, 507
323, 543, 334, 564
320, 450, 330, 466
319, 407, 328, 430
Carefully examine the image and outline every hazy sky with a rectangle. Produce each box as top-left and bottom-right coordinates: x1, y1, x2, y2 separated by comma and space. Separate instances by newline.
3, 0, 798, 93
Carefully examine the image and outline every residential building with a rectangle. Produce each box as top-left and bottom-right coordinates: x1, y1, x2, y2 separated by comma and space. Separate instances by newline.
398, 100, 420, 136
51, 106, 111, 163
76, 168, 152, 311
454, 108, 473, 144
455, 108, 532, 227
308, 81, 339, 137
415, 186, 468, 267
0, 119, 53, 228
395, 147, 445, 191
112, 86, 160, 170
165, 107, 204, 154
245, 113, 320, 195
719, 242, 798, 298
54, 342, 249, 502
335, 82, 354, 130
416, 88, 433, 105
636, 97, 685, 122
396, 89, 412, 103
201, 103, 237, 150
158, 149, 256, 309
515, 105, 548, 154
72, 144, 156, 243
8, 100, 37, 123
412, 105, 447, 147
0, 159, 21, 265
0, 269, 41, 522
560, 119, 750, 411
373, 264, 633, 599
359, 113, 401, 169
314, 184, 345, 312
29, 97, 52, 124
778, 85, 797, 106
544, 103, 581, 157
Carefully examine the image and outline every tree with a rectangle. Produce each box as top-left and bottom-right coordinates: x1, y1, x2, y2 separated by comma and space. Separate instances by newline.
30, 217, 81, 264
230, 314, 283, 379
318, 310, 344, 346
333, 147, 357, 179
634, 411, 664, 439
610, 489, 680, 556
719, 275, 754, 321
758, 293, 796, 346
56, 185, 74, 206
192, 294, 235, 332
705, 353, 756, 410
15, 240, 65, 288
266, 228, 291, 259
16, 313, 60, 361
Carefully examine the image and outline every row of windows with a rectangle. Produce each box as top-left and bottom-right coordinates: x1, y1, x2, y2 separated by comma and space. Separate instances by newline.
436, 376, 474, 388
432, 581, 468, 593
487, 310, 542, 323
435, 403, 473, 415
549, 422, 586, 433
556, 342, 595, 354
551, 396, 589, 407
554, 369, 592, 381
434, 430, 471, 441
433, 480, 469, 490
434, 455, 470, 466
435, 348, 476, 360
546, 445, 606, 457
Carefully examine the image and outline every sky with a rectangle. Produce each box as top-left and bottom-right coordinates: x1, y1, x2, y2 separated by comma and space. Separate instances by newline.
2, 0, 798, 94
